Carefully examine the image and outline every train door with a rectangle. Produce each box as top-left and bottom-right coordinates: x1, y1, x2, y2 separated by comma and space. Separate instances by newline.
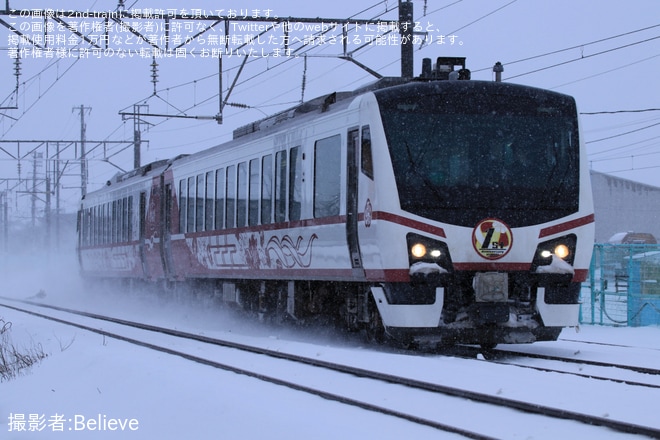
347, 128, 365, 278
138, 191, 149, 278
161, 180, 174, 279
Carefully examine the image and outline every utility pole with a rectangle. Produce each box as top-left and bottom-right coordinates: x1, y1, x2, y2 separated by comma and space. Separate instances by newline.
55, 142, 61, 250
399, 0, 414, 78
129, 104, 149, 169
0, 191, 7, 253
73, 105, 91, 197
31, 153, 42, 227
134, 104, 141, 169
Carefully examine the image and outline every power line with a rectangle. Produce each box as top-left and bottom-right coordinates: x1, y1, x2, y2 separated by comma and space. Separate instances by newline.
586, 121, 660, 144
472, 23, 660, 73
505, 34, 660, 80
589, 135, 660, 158
582, 108, 660, 115
447, 0, 518, 35
550, 53, 660, 90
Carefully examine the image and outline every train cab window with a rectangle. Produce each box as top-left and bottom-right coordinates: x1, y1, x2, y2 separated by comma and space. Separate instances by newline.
261, 154, 273, 224
226, 165, 236, 228
237, 162, 248, 227
179, 179, 187, 233
215, 168, 225, 230
196, 174, 204, 232
361, 125, 374, 180
314, 134, 341, 218
275, 150, 287, 223
187, 176, 195, 233
289, 146, 302, 221
205, 171, 214, 231
249, 158, 260, 226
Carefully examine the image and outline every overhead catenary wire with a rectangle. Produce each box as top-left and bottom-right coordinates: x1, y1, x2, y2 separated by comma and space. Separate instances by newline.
504, 34, 660, 80
471, 23, 660, 73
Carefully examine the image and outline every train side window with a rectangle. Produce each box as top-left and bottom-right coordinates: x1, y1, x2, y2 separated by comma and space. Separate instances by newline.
237, 162, 248, 227
179, 179, 187, 233
187, 176, 195, 233
91, 206, 96, 246
314, 134, 341, 218
117, 200, 123, 243
85, 209, 90, 246
205, 171, 214, 231
261, 154, 273, 224
89, 208, 93, 245
139, 192, 147, 240
96, 205, 101, 245
249, 158, 260, 226
112, 200, 118, 243
101, 204, 107, 244
127, 196, 133, 241
215, 168, 225, 230
196, 174, 205, 232
108, 203, 112, 243
122, 197, 129, 241
100, 205, 104, 244
80, 209, 86, 246
361, 125, 374, 180
274, 150, 287, 223
108, 202, 113, 244
226, 165, 236, 228
97, 205, 102, 244
289, 146, 302, 221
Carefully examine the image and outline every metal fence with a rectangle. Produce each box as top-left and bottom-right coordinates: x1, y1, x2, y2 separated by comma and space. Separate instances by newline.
581, 244, 660, 326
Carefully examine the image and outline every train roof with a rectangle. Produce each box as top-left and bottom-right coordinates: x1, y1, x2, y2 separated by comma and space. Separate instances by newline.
231, 76, 409, 140
97, 57, 577, 193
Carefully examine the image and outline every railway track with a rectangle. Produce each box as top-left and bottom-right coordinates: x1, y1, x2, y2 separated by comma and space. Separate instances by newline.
442, 344, 660, 390
2, 296, 659, 439
492, 344, 660, 376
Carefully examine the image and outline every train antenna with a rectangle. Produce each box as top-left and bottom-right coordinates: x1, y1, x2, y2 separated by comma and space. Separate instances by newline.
493, 62, 504, 82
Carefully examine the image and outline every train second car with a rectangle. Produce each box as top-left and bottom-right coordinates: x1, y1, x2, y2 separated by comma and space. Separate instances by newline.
78, 58, 595, 348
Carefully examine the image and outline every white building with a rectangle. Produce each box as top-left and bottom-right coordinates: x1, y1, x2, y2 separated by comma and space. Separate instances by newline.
590, 170, 660, 243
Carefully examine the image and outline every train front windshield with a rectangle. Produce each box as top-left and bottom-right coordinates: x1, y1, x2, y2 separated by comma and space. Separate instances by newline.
377, 83, 580, 227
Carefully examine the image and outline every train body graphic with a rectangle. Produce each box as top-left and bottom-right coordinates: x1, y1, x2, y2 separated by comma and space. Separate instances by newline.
78, 59, 594, 347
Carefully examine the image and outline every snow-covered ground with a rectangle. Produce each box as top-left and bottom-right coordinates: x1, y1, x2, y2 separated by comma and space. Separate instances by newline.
2, 253, 660, 439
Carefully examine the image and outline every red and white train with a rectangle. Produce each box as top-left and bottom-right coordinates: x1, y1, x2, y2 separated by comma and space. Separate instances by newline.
77, 58, 595, 347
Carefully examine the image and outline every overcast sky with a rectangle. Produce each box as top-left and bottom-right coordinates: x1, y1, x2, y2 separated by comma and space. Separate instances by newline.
1, 0, 659, 215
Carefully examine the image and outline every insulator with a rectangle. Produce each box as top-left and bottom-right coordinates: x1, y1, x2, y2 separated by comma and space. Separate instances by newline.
150, 58, 158, 94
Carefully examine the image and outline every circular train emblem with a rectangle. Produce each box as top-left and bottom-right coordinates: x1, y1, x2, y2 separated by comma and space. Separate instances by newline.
472, 218, 513, 260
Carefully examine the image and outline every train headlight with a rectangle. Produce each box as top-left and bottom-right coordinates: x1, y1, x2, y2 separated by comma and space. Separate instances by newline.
411, 243, 427, 258
531, 234, 577, 271
540, 250, 553, 258
554, 244, 570, 260
407, 233, 453, 273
